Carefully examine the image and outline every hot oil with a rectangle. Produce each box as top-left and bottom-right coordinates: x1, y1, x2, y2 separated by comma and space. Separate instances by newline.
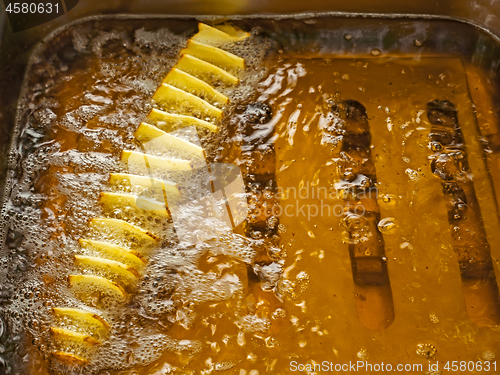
0, 19, 275, 374
1, 16, 500, 375
263, 56, 500, 373
136, 57, 500, 373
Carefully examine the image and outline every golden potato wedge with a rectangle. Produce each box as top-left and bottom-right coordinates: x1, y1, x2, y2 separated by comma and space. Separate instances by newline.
152, 83, 223, 121
50, 326, 100, 346
99, 192, 170, 218
175, 54, 239, 86
121, 149, 193, 174
211, 23, 251, 41
145, 108, 219, 133
52, 307, 110, 333
68, 274, 128, 305
78, 238, 147, 271
192, 22, 250, 44
88, 217, 159, 247
162, 68, 228, 107
108, 172, 182, 200
74, 255, 141, 288
181, 40, 245, 70
134, 122, 204, 160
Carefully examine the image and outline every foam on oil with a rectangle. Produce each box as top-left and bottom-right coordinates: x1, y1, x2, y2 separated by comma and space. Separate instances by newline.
0, 18, 277, 374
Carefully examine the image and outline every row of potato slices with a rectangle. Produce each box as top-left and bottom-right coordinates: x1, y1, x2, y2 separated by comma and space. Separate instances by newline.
50, 22, 250, 365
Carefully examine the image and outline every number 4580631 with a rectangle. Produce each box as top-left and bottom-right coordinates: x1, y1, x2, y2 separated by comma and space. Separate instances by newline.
5, 2, 60, 14
444, 361, 497, 372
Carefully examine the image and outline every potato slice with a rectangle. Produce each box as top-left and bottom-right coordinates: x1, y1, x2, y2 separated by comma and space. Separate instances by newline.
50, 326, 100, 346
74, 255, 141, 288
146, 108, 219, 133
181, 40, 245, 71
214, 24, 251, 40
162, 68, 228, 107
52, 307, 110, 333
88, 218, 159, 247
152, 84, 223, 121
69, 274, 128, 304
134, 122, 204, 160
109, 172, 182, 200
176, 54, 239, 86
78, 238, 147, 271
192, 23, 250, 44
99, 192, 170, 218
51, 351, 89, 365
122, 150, 194, 179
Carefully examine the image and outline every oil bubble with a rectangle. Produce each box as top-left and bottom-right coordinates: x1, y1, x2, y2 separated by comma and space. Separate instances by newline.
416, 343, 437, 359
377, 217, 398, 235
357, 348, 368, 360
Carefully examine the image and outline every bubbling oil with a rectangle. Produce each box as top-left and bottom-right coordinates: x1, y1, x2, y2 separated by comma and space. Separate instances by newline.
2, 16, 500, 375
264, 56, 500, 373
0, 18, 279, 374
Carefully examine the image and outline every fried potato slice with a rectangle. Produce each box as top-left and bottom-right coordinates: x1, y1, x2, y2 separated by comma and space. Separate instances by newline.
52, 307, 110, 333
162, 68, 228, 107
74, 255, 141, 288
211, 24, 251, 41
192, 22, 250, 44
175, 54, 239, 86
121, 150, 195, 183
69, 274, 128, 305
146, 108, 219, 133
78, 238, 147, 271
134, 122, 204, 160
191, 22, 250, 45
152, 83, 223, 120
109, 172, 182, 200
50, 326, 100, 346
88, 217, 159, 247
181, 40, 245, 71
99, 192, 170, 218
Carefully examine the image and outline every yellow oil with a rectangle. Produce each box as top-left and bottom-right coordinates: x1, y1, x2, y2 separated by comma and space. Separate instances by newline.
145, 57, 500, 374
235, 56, 500, 374
11, 29, 500, 374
